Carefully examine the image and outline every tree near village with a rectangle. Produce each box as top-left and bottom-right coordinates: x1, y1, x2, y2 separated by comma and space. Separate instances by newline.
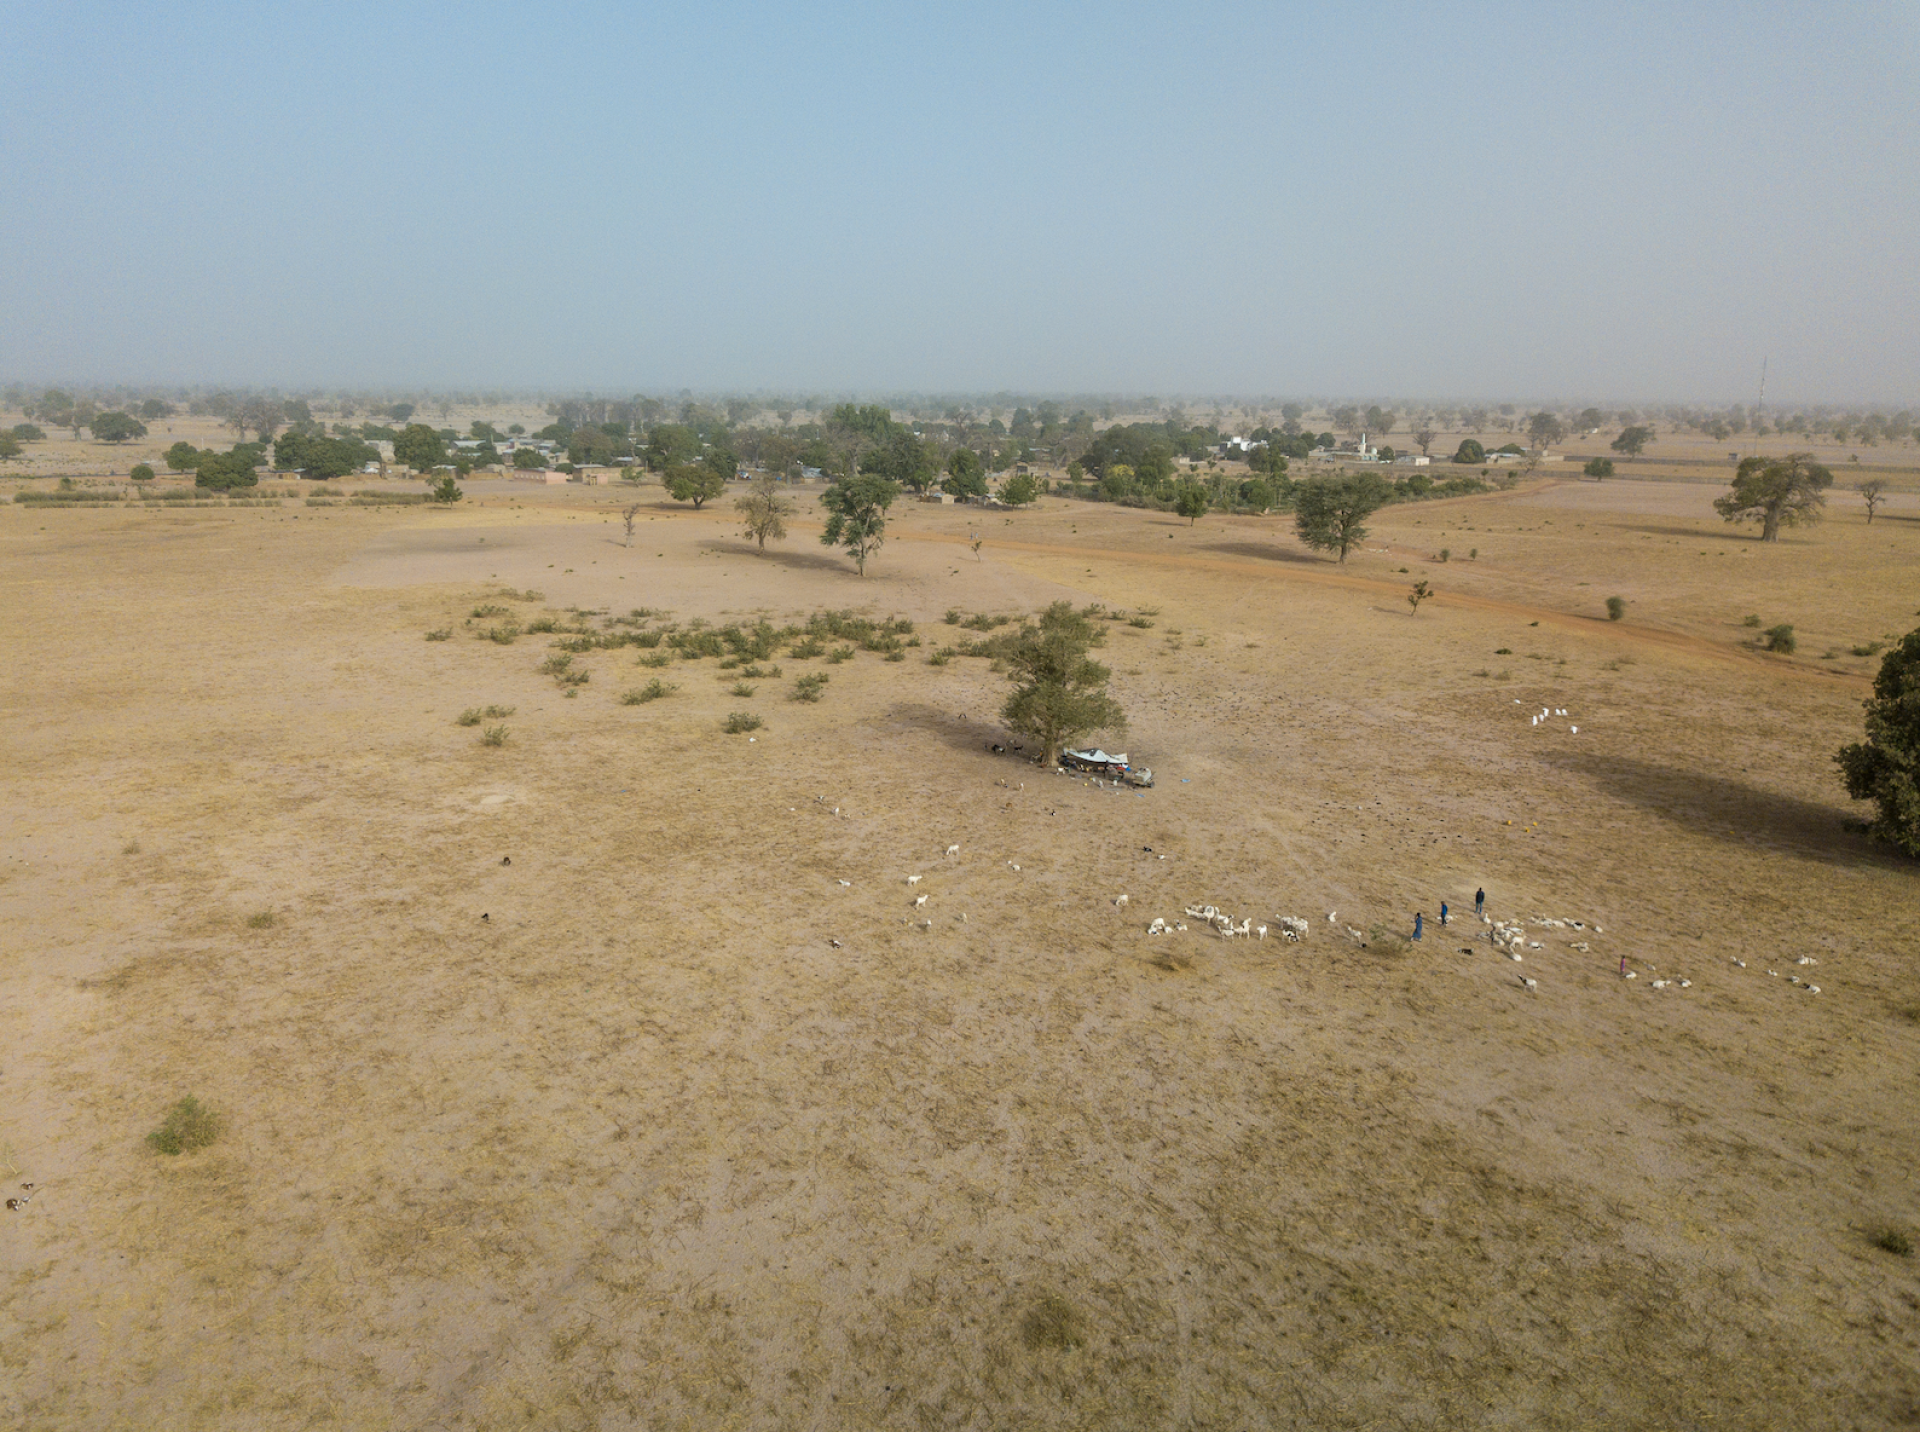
819, 473, 899, 575
1713, 452, 1833, 541
734, 472, 792, 549
999, 602, 1127, 770
1835, 623, 1920, 856
1294, 472, 1390, 562
664, 461, 726, 508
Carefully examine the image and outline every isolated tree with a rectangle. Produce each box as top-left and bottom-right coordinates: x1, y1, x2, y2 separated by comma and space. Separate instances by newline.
734, 472, 792, 549
1584, 457, 1615, 478
622, 503, 642, 547
1611, 425, 1654, 457
1364, 405, 1395, 437
387, 402, 416, 422
1836, 624, 1920, 856
819, 473, 899, 575
1526, 412, 1565, 450
944, 446, 986, 499
1407, 579, 1433, 614
1452, 438, 1486, 465
393, 423, 446, 472
0, 435, 20, 460
1001, 471, 1040, 506
164, 441, 202, 471
1414, 426, 1437, 457
1294, 473, 1390, 562
11, 423, 45, 442
1713, 452, 1833, 541
999, 601, 1127, 770
429, 475, 463, 503
130, 462, 155, 481
663, 461, 726, 508
1173, 481, 1210, 525
1859, 479, 1888, 524
88, 411, 147, 443
1577, 407, 1605, 432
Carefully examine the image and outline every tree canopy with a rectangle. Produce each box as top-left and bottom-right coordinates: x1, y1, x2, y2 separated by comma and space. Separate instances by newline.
1836, 624, 1920, 857
819, 473, 899, 575
88, 411, 147, 443
1452, 439, 1485, 465
1001, 471, 1041, 507
1584, 457, 1615, 479
1173, 481, 1210, 525
735, 472, 792, 549
512, 448, 546, 470
393, 424, 447, 472
1294, 473, 1390, 561
274, 430, 376, 479
663, 462, 726, 508
1713, 452, 1832, 541
1611, 425, 1654, 457
194, 447, 262, 492
998, 602, 1127, 771
944, 447, 987, 499
1526, 411, 1565, 449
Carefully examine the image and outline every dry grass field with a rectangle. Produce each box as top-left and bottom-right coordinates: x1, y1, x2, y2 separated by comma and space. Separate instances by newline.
2, 473, 1918, 1429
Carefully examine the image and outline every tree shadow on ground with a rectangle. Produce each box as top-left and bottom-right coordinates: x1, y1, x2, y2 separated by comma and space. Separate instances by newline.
1200, 540, 1330, 566
698, 539, 855, 574
1613, 524, 1755, 542
885, 701, 1041, 762
1534, 748, 1903, 870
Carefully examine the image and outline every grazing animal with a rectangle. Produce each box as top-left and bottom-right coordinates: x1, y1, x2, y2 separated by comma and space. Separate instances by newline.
907, 876, 922, 886
913, 894, 928, 907
500, 857, 511, 865
945, 844, 960, 856
1115, 894, 1129, 907
837, 879, 851, 887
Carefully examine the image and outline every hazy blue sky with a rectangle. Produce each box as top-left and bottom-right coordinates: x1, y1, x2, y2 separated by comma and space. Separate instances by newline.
3, 1, 1915, 403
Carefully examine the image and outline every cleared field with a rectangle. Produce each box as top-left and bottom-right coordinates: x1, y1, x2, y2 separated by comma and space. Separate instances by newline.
2, 476, 1916, 1429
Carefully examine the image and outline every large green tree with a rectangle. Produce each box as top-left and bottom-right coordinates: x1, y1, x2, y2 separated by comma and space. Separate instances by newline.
999, 601, 1127, 770
0, 435, 20, 460
393, 423, 446, 472
1294, 473, 1390, 562
1836, 625, 1920, 856
663, 461, 726, 508
1610, 425, 1654, 457
88, 411, 147, 443
194, 448, 260, 492
274, 431, 376, 479
1713, 452, 1832, 541
944, 447, 987, 499
1451, 438, 1485, 465
819, 473, 899, 575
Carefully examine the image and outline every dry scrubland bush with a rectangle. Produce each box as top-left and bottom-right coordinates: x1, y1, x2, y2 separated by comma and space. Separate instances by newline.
724, 712, 762, 733
480, 724, 510, 746
146, 1096, 220, 1156
791, 673, 829, 703
622, 680, 677, 704
1606, 596, 1627, 621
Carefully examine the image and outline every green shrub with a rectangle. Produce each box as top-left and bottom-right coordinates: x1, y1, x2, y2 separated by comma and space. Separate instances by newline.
724, 711, 763, 733
1870, 1225, 1913, 1258
788, 637, 825, 660
472, 604, 510, 618
1763, 624, 1796, 653
1852, 641, 1885, 657
147, 1095, 220, 1156
1606, 596, 1627, 621
425, 628, 452, 641
456, 708, 483, 726
483, 625, 519, 644
825, 645, 855, 664
730, 682, 757, 696
928, 648, 954, 665
638, 651, 672, 668
791, 672, 830, 702
526, 616, 559, 634
482, 704, 514, 718
1127, 617, 1154, 629
481, 724, 510, 746
246, 911, 276, 929
623, 679, 677, 703
1743, 614, 1762, 628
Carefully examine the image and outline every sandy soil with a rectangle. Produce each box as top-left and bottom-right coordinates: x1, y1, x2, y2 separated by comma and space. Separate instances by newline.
2, 477, 1917, 1429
